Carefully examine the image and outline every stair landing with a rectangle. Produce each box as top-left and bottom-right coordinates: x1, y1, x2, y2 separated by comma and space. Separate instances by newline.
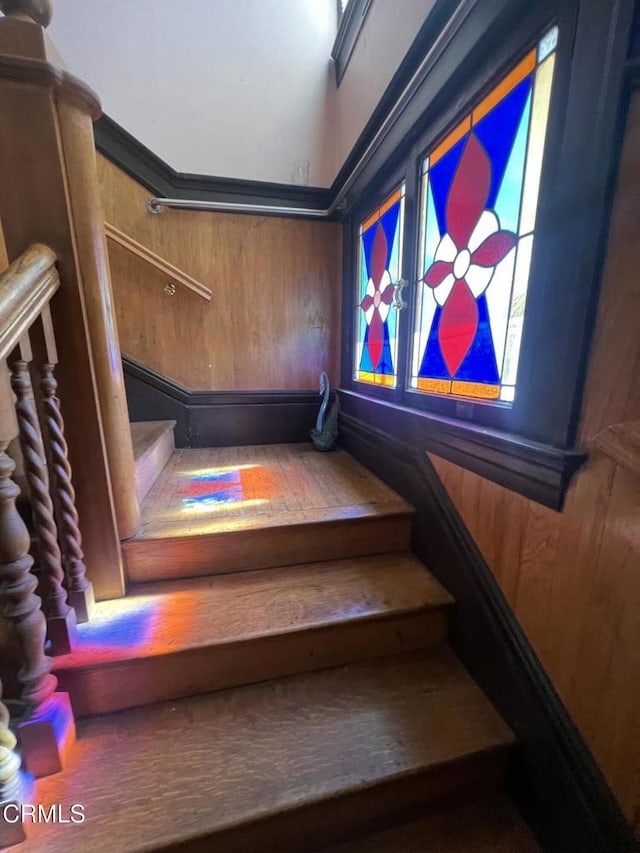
124, 443, 413, 582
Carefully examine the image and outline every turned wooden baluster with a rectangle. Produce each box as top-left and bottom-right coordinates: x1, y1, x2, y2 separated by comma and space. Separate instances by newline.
0, 435, 56, 710
0, 677, 28, 848
32, 307, 95, 623
9, 334, 77, 655
0, 679, 23, 805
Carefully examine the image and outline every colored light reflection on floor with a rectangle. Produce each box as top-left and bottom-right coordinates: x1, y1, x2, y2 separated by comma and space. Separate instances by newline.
179, 464, 276, 515
59, 598, 163, 663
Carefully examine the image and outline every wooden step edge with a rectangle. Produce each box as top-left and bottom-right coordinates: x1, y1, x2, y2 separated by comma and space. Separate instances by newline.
53, 593, 454, 671
130, 501, 416, 544
124, 515, 415, 582
55, 609, 452, 716
155, 747, 513, 853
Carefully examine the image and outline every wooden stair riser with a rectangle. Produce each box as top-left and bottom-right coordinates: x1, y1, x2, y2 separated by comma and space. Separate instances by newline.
131, 421, 176, 504
124, 513, 413, 582
157, 750, 510, 853
55, 608, 449, 716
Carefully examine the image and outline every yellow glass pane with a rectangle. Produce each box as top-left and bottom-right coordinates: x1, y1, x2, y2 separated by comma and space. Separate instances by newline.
416, 378, 451, 394
451, 381, 501, 399
357, 371, 396, 387
519, 53, 556, 235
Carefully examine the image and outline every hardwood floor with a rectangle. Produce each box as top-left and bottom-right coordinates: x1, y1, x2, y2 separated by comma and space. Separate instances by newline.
124, 443, 414, 581
138, 443, 411, 533
53, 554, 453, 715
31, 650, 514, 853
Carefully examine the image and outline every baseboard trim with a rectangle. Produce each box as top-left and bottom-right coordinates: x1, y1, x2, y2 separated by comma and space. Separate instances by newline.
338, 411, 638, 853
122, 355, 322, 448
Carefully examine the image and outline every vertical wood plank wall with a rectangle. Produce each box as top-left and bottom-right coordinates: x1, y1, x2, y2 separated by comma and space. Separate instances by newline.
96, 156, 342, 392
430, 92, 640, 833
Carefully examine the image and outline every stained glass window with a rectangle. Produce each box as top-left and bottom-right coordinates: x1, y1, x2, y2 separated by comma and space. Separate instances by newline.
354, 185, 405, 387
411, 26, 558, 404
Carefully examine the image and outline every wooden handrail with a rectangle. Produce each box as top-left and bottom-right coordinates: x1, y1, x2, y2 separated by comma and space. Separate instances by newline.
104, 222, 213, 302
0, 243, 59, 361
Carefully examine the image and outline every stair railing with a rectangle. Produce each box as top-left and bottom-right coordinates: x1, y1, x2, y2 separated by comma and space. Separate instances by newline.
0, 243, 94, 658
0, 243, 95, 814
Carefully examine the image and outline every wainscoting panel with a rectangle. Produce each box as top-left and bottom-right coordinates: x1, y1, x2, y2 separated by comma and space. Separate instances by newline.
123, 356, 323, 448
98, 155, 342, 392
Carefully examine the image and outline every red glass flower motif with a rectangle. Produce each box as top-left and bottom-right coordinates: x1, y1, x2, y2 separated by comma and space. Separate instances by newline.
423, 134, 517, 376
360, 223, 395, 370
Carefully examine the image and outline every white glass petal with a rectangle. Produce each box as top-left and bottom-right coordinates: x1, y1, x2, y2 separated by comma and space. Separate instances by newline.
465, 263, 494, 298
468, 210, 498, 253
378, 271, 392, 322
433, 273, 456, 307
434, 232, 457, 262
484, 250, 516, 374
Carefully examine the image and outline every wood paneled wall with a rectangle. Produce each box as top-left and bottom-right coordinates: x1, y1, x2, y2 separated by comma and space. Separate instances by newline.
431, 91, 640, 833
96, 156, 342, 391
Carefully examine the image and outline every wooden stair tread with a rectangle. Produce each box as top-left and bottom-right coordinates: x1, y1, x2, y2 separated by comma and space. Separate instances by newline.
134, 443, 412, 540
130, 419, 176, 504
54, 554, 452, 668
321, 794, 542, 852
32, 649, 514, 853
124, 443, 414, 581
53, 555, 453, 716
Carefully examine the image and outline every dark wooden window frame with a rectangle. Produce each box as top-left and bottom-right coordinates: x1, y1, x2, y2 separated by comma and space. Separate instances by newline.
332, 0, 373, 86
339, 0, 635, 510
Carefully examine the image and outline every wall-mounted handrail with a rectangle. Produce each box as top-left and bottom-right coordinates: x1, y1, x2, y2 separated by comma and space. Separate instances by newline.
104, 222, 213, 302
146, 197, 331, 219
0, 243, 59, 361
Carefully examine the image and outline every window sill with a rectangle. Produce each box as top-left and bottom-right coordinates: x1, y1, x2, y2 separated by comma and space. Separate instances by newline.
338, 389, 587, 510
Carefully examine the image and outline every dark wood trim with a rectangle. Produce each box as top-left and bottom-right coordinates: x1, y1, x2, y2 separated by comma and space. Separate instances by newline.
339, 391, 586, 511
122, 355, 324, 448
94, 0, 635, 221
338, 0, 634, 507
329, 0, 465, 204
338, 413, 638, 853
626, 57, 640, 88
331, 0, 373, 86
94, 115, 334, 216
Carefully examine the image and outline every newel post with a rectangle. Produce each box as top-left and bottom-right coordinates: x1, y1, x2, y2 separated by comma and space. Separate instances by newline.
0, 0, 141, 599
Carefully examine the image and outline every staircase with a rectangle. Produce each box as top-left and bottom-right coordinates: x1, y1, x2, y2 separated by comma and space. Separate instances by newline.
37, 422, 541, 852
